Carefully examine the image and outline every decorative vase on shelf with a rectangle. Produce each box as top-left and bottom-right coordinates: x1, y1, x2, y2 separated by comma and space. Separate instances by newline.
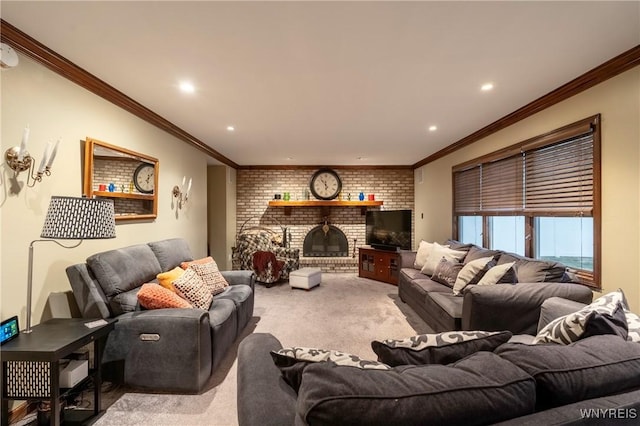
358, 192, 365, 201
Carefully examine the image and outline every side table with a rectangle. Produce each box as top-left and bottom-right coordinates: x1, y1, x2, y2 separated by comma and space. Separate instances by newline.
1, 318, 116, 426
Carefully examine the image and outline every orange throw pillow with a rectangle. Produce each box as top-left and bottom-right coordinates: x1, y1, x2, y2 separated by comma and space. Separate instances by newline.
157, 266, 185, 292
137, 283, 192, 310
180, 256, 214, 269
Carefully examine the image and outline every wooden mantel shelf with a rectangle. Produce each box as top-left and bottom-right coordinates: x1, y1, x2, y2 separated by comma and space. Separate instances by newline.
268, 200, 383, 215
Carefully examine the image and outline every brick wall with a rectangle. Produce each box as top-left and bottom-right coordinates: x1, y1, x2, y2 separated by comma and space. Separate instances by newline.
236, 168, 414, 272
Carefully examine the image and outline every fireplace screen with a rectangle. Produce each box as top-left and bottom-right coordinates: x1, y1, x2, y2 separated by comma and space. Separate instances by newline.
303, 225, 349, 257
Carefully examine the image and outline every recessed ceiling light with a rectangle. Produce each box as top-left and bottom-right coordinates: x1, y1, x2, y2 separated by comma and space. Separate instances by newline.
428, 125, 437, 132
179, 81, 195, 94
226, 126, 235, 132
357, 156, 367, 161
481, 82, 494, 91
286, 157, 294, 161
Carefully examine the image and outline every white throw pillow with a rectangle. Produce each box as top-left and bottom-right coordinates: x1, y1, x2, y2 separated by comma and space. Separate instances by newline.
452, 256, 494, 295
414, 240, 435, 269
420, 242, 466, 276
476, 262, 516, 286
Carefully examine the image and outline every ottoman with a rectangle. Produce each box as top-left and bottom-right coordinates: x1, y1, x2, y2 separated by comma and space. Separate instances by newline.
289, 267, 322, 290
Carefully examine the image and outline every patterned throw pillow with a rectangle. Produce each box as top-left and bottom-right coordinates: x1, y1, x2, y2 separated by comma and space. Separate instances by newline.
172, 268, 213, 310
271, 347, 389, 392
625, 311, 640, 343
156, 266, 185, 292
180, 256, 214, 269
452, 256, 495, 295
371, 330, 512, 366
533, 290, 628, 345
421, 242, 467, 276
430, 257, 463, 287
137, 283, 192, 309
477, 261, 516, 286
186, 259, 229, 295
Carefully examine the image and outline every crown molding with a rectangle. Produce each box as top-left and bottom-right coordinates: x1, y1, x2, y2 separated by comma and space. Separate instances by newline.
413, 44, 640, 169
0, 19, 239, 169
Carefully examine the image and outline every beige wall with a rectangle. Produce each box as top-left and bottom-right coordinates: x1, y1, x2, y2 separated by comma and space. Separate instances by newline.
415, 67, 640, 312
207, 165, 236, 270
1, 55, 210, 326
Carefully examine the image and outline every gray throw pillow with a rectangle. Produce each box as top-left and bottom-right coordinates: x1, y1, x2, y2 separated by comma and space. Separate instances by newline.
533, 290, 628, 344
371, 330, 512, 366
270, 347, 388, 392
430, 257, 463, 288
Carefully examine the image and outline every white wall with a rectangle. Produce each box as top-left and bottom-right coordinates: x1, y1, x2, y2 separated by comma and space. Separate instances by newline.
1, 54, 209, 326
207, 165, 236, 270
414, 68, 640, 311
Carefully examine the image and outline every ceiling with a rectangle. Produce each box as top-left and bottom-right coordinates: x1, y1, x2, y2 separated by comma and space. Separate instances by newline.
2, 1, 639, 167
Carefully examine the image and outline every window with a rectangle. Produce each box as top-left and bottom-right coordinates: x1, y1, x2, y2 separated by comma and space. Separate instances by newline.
452, 115, 600, 288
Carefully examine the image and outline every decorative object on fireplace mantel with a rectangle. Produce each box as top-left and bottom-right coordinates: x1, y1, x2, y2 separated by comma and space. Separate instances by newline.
309, 168, 342, 200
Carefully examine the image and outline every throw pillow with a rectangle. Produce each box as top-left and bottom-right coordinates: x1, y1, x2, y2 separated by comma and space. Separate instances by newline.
452, 256, 495, 295
187, 259, 229, 295
414, 240, 436, 269
371, 330, 513, 366
476, 261, 516, 286
430, 257, 463, 288
626, 311, 640, 343
172, 268, 213, 310
180, 256, 214, 269
271, 347, 389, 392
533, 290, 629, 345
137, 283, 192, 309
420, 242, 466, 276
156, 266, 185, 292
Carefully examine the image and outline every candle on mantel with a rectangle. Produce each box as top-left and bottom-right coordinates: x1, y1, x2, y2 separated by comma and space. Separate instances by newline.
46, 139, 60, 169
18, 126, 29, 161
38, 142, 52, 174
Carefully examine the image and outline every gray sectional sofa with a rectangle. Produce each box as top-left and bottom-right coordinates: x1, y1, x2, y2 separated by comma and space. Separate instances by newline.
399, 241, 594, 334
67, 238, 255, 393
237, 297, 640, 425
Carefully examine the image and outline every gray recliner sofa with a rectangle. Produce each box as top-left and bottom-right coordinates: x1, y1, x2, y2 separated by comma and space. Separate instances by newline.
67, 238, 255, 393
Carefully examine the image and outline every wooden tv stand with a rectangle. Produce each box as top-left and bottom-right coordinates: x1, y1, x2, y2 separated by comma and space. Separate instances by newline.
358, 246, 400, 285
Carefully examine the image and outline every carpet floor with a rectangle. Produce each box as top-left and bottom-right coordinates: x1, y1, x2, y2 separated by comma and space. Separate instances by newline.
87, 273, 431, 426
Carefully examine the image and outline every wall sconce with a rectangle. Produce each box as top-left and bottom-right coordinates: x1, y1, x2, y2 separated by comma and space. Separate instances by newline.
172, 176, 192, 209
4, 126, 60, 187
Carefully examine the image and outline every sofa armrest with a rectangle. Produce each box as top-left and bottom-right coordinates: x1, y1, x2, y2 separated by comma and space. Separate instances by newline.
462, 282, 593, 335
237, 333, 296, 426
104, 308, 212, 392
399, 250, 417, 268
221, 270, 256, 291
537, 297, 587, 332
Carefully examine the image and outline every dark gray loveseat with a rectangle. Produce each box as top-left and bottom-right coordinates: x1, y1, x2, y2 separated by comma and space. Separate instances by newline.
67, 238, 255, 393
237, 297, 640, 425
399, 241, 594, 334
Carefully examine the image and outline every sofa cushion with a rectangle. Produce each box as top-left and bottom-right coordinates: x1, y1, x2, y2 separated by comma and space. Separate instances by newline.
137, 283, 192, 309
148, 238, 194, 271
495, 335, 640, 409
464, 245, 501, 264
452, 256, 495, 295
371, 330, 512, 366
429, 292, 463, 320
430, 257, 463, 287
184, 258, 229, 295
533, 290, 628, 344
173, 268, 213, 310
271, 347, 389, 392
497, 253, 566, 283
109, 287, 142, 315
87, 243, 162, 298
414, 240, 438, 269
296, 351, 536, 425
421, 243, 467, 276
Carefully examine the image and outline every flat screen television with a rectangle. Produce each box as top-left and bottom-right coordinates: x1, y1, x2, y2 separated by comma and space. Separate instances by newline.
366, 209, 412, 251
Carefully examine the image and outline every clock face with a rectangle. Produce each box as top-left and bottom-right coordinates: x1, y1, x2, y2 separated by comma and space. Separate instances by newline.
133, 163, 155, 194
310, 168, 342, 200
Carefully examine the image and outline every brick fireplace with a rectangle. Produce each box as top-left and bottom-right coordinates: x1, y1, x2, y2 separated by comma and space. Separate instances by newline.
236, 168, 414, 272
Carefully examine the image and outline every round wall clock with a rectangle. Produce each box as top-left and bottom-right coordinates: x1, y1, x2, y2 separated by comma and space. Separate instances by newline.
133, 163, 155, 194
310, 168, 342, 200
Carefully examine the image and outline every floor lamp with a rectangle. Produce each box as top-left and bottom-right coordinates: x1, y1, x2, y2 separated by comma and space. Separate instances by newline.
24, 196, 116, 333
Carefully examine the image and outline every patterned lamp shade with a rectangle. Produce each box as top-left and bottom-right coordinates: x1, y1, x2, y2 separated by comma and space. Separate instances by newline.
41, 196, 116, 239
